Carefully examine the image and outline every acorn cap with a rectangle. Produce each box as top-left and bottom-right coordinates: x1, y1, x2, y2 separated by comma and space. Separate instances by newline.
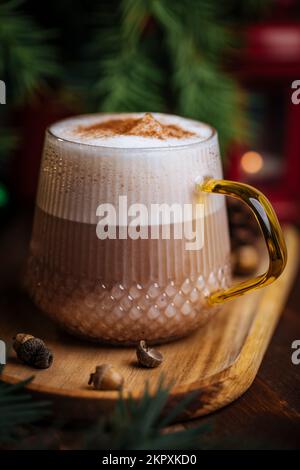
13, 334, 35, 353
136, 340, 163, 368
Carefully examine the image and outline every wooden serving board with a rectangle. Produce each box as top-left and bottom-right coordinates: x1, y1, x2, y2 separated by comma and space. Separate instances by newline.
1, 226, 299, 421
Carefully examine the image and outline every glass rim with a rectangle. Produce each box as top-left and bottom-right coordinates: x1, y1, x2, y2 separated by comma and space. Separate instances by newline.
46, 113, 217, 153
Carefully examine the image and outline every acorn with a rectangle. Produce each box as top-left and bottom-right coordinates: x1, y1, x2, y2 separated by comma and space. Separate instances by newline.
88, 364, 124, 391
136, 340, 163, 368
13, 333, 53, 369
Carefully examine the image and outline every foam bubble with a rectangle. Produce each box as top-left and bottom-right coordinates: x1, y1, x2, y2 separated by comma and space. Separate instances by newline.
49, 113, 213, 148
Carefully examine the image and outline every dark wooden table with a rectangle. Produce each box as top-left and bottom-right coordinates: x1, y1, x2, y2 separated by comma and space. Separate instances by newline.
1, 211, 299, 449
183, 245, 300, 450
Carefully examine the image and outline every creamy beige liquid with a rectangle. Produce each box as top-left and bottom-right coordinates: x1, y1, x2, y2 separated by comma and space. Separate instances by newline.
26, 113, 231, 344
30, 206, 229, 286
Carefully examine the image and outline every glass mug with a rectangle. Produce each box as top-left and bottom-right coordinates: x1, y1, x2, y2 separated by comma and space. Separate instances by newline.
25, 113, 287, 344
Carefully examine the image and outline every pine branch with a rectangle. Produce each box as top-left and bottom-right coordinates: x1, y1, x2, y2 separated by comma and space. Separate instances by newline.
0, 365, 211, 450
83, 379, 210, 450
0, 0, 59, 104
0, 366, 51, 445
151, 0, 245, 151
87, 0, 166, 113
85, 0, 246, 151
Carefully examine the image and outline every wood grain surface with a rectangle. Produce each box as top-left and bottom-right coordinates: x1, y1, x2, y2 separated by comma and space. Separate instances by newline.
0, 225, 299, 421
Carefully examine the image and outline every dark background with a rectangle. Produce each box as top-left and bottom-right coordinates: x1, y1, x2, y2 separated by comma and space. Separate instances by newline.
1, 0, 300, 221
0, 0, 300, 450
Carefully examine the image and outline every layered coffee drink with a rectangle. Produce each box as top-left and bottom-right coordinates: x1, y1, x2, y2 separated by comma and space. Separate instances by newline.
26, 113, 231, 344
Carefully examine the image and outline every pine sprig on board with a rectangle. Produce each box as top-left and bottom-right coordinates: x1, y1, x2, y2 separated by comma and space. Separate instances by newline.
83, 380, 210, 450
0, 366, 209, 450
0, 366, 50, 445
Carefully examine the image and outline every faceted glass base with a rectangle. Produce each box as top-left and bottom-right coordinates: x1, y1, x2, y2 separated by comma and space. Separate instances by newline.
25, 255, 231, 344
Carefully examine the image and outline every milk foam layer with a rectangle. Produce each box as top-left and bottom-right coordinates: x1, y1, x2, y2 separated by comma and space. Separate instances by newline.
49, 113, 213, 148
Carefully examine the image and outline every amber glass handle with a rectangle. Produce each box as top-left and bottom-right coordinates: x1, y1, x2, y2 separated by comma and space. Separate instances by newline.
196, 178, 287, 305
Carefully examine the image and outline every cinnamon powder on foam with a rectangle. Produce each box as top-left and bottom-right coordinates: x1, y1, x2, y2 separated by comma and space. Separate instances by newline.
75, 113, 196, 140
